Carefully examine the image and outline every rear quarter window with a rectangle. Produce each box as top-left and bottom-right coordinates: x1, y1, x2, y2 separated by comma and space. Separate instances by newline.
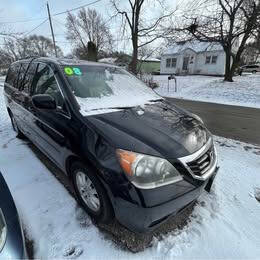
5, 63, 21, 89
17, 63, 29, 90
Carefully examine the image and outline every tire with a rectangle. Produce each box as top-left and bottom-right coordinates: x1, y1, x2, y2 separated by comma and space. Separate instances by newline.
10, 113, 26, 139
71, 161, 114, 223
252, 70, 257, 74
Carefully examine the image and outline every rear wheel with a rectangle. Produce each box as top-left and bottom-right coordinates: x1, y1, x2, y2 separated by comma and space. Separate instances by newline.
71, 161, 114, 223
252, 70, 257, 74
10, 113, 25, 139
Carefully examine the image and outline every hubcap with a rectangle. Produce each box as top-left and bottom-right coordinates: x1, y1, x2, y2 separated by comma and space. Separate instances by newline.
75, 171, 100, 212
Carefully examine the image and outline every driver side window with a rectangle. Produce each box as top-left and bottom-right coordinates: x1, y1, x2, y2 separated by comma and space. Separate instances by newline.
33, 64, 67, 113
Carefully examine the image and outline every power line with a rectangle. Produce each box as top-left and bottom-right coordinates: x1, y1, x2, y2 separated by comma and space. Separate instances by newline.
0, 0, 102, 24
23, 19, 48, 36
52, 0, 102, 16
0, 3, 46, 24
0, 17, 46, 24
52, 18, 66, 27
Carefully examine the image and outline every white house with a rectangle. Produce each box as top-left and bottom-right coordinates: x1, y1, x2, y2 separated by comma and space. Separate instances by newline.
160, 41, 228, 76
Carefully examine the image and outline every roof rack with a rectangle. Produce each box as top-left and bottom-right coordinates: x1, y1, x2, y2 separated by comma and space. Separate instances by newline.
18, 56, 40, 61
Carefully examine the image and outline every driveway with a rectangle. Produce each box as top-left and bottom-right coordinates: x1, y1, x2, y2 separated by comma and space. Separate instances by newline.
168, 98, 260, 145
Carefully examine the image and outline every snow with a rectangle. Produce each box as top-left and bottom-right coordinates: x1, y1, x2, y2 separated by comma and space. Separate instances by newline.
154, 74, 260, 108
76, 73, 161, 116
0, 77, 260, 259
163, 41, 223, 55
138, 57, 160, 62
98, 57, 117, 64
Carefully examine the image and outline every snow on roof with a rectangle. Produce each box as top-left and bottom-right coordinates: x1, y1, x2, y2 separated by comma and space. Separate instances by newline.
98, 57, 117, 64
163, 41, 223, 55
138, 57, 160, 62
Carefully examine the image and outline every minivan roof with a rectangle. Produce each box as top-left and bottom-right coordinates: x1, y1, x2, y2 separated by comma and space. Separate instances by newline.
14, 57, 118, 68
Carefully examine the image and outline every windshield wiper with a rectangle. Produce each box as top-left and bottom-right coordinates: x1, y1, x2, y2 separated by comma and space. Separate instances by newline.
90, 106, 135, 111
147, 99, 164, 103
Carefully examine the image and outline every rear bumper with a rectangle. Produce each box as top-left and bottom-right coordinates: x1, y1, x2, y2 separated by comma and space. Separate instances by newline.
113, 173, 217, 233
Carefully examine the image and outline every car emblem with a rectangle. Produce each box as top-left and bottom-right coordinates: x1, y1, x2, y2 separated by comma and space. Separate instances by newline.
209, 151, 214, 160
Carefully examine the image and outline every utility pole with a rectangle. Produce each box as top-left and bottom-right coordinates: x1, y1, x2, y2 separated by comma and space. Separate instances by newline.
47, 1, 58, 58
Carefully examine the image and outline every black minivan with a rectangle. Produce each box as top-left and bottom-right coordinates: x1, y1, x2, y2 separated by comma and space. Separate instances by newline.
4, 57, 218, 233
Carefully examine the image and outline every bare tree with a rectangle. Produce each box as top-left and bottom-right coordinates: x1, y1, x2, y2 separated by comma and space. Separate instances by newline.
111, 0, 175, 74
174, 0, 260, 81
0, 35, 63, 65
66, 8, 113, 59
137, 45, 162, 74
243, 38, 260, 64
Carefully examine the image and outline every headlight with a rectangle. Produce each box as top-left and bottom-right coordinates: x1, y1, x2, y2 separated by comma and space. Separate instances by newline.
191, 113, 204, 124
116, 149, 182, 189
0, 209, 7, 253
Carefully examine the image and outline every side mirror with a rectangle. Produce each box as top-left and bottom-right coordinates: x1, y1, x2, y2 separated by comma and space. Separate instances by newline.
32, 94, 56, 110
148, 81, 159, 89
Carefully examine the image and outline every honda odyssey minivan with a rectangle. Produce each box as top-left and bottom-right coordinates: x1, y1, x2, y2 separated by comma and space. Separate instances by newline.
3, 57, 218, 232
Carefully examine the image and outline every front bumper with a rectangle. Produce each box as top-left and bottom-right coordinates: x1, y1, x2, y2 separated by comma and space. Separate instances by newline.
113, 172, 217, 233
104, 139, 218, 233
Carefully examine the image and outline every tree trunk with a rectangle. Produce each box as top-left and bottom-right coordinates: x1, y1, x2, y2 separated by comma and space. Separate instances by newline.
224, 50, 233, 82
129, 37, 138, 74
87, 41, 97, 62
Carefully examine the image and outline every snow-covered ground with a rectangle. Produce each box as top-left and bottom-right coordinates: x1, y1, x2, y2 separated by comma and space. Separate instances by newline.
0, 79, 260, 259
154, 74, 260, 108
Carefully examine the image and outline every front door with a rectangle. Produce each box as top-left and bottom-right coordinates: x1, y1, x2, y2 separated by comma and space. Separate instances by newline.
182, 57, 189, 71
28, 63, 71, 167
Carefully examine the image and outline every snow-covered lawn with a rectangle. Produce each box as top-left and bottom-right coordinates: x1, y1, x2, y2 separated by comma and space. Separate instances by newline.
154, 74, 260, 108
0, 81, 260, 259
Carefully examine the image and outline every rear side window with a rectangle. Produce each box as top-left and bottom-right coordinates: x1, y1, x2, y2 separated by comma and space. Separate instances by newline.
17, 63, 28, 90
5, 63, 21, 89
20, 63, 37, 94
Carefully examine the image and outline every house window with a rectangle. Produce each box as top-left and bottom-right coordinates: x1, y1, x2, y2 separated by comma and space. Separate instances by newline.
166, 58, 171, 68
171, 58, 177, 68
211, 56, 218, 64
166, 58, 177, 68
205, 56, 211, 64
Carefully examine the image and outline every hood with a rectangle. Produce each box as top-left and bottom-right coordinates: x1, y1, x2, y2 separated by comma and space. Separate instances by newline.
86, 100, 211, 158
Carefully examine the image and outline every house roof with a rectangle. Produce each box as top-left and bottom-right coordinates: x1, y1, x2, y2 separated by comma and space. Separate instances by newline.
163, 40, 223, 55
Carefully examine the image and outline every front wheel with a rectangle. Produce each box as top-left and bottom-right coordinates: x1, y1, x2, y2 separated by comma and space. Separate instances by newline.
71, 161, 114, 223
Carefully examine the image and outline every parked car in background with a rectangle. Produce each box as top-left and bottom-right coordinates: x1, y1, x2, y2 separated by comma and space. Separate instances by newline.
3, 57, 218, 233
0, 171, 27, 259
239, 64, 260, 75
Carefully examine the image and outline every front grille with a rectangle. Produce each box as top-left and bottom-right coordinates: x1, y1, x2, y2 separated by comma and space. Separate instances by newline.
187, 147, 214, 176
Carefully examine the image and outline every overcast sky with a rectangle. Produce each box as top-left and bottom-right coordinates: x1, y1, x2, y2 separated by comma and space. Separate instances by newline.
0, 0, 180, 56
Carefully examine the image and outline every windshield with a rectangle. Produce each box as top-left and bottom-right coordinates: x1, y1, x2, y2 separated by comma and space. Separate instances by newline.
61, 65, 161, 115
0, 209, 7, 252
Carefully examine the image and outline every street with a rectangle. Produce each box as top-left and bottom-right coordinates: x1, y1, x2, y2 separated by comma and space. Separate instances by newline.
168, 98, 260, 145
